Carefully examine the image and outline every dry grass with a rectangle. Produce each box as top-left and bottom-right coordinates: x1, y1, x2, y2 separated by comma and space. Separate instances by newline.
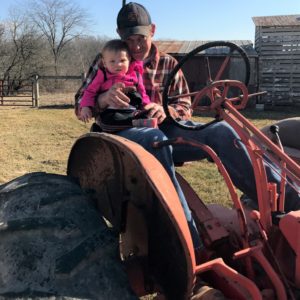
0, 105, 90, 183
0, 102, 299, 208
38, 92, 77, 106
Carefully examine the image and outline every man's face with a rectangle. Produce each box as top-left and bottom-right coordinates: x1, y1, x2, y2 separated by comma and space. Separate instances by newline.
125, 34, 152, 61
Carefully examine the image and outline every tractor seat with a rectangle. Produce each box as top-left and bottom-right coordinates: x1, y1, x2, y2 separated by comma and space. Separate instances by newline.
260, 117, 300, 165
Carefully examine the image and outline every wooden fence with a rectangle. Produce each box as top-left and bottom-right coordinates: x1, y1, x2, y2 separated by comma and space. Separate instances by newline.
33, 75, 83, 107
0, 75, 84, 107
0, 79, 35, 106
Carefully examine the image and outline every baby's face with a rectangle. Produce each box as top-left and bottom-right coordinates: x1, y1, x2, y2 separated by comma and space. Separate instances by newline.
102, 50, 130, 75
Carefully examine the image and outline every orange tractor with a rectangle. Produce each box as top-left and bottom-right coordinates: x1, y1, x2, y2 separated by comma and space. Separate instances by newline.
0, 41, 299, 300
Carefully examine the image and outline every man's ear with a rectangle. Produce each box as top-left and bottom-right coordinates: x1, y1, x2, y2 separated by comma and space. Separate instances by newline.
116, 28, 121, 37
150, 24, 156, 37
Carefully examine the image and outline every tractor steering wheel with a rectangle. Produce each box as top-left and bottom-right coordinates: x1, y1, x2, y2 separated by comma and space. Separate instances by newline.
162, 41, 251, 130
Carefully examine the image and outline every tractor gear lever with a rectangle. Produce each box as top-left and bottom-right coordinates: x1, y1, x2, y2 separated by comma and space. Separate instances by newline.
270, 124, 279, 134
270, 124, 284, 151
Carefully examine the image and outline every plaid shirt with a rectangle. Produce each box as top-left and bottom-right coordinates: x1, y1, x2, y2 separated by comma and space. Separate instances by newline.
75, 43, 192, 120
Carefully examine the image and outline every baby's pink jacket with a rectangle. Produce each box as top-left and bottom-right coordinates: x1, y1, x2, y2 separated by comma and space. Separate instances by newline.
80, 60, 150, 108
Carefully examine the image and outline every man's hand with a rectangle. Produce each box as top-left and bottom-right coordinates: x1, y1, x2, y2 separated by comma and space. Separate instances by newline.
97, 82, 131, 109
144, 103, 166, 124
79, 107, 93, 123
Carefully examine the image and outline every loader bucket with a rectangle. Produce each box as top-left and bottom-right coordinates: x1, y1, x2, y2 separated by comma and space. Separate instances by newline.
67, 132, 195, 299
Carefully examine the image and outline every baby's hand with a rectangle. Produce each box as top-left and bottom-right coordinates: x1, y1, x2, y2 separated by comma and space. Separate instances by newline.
79, 107, 93, 123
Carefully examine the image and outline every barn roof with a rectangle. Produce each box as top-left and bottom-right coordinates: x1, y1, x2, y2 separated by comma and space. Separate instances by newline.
252, 15, 300, 27
154, 40, 257, 56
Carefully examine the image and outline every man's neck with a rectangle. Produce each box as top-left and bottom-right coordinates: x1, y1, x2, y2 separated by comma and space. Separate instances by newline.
143, 43, 155, 64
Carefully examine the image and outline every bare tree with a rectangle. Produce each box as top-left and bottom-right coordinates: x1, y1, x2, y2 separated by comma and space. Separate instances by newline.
29, 0, 89, 76
0, 0, 111, 95
73, 36, 109, 72
0, 9, 42, 92
0, 24, 4, 40
0, 23, 6, 59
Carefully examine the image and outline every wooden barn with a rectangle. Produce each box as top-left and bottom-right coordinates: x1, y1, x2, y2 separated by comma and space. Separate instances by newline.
253, 15, 300, 106
154, 40, 258, 105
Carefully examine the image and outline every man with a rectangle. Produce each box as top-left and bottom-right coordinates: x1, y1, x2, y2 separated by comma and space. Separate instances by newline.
76, 2, 203, 255
76, 1, 300, 253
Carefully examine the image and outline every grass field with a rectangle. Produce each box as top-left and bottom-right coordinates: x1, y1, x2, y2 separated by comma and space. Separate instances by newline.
1, 101, 299, 207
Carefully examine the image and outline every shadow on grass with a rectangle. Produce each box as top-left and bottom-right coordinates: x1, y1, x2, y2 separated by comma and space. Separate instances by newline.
37, 104, 74, 110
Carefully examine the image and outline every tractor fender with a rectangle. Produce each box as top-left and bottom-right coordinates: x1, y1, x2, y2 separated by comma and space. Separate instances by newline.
67, 132, 195, 299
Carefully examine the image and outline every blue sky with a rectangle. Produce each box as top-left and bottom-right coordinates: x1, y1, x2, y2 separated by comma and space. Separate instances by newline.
1, 0, 300, 42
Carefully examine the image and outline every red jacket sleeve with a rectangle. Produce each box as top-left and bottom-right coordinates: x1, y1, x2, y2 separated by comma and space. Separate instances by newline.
79, 69, 105, 108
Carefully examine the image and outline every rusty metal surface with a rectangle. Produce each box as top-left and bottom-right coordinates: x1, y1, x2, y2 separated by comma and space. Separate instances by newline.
67, 132, 195, 299
252, 15, 300, 27
175, 172, 230, 244
154, 40, 257, 56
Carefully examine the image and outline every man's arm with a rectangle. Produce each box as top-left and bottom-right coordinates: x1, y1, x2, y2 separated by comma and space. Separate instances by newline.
165, 57, 192, 120
144, 51, 192, 121
96, 82, 131, 110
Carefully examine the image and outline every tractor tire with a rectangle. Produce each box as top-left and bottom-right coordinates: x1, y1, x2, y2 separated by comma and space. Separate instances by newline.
0, 172, 137, 300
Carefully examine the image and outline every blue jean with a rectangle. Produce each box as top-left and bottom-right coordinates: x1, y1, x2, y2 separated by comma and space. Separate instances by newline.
116, 120, 300, 248
159, 120, 300, 212
116, 127, 202, 250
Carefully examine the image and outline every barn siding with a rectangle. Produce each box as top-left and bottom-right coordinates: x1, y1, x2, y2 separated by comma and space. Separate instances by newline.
254, 20, 300, 106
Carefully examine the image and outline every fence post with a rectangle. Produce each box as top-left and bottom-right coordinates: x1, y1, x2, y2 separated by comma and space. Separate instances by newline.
0, 80, 3, 105
81, 72, 86, 82
33, 74, 40, 107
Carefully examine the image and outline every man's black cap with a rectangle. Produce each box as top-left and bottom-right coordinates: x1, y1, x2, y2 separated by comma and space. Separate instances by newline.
117, 2, 152, 40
